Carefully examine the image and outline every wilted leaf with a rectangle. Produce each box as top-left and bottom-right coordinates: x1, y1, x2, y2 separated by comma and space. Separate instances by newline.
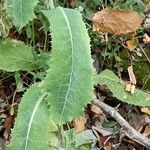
92, 8, 143, 34
126, 39, 137, 51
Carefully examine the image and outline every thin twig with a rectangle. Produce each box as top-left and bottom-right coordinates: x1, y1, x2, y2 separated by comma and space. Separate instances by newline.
92, 99, 150, 149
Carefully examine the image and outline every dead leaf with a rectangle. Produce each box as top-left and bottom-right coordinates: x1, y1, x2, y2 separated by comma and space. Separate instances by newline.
0, 138, 6, 150
91, 104, 102, 114
126, 39, 137, 51
103, 145, 112, 150
141, 107, 150, 116
92, 8, 143, 34
74, 115, 86, 133
67, 0, 76, 8
143, 33, 150, 44
142, 125, 150, 137
144, 0, 150, 9
127, 66, 137, 85
92, 126, 113, 137
3, 116, 13, 139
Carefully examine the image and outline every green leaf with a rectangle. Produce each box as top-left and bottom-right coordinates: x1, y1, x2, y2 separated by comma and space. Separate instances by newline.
0, 39, 39, 71
4, 0, 39, 29
41, 7, 94, 124
95, 69, 150, 106
8, 84, 49, 150
75, 130, 97, 149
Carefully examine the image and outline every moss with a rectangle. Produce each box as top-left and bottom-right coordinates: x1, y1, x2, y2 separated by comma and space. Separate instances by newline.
119, 49, 150, 89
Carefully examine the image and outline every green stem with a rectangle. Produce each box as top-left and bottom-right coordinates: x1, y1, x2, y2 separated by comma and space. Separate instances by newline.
49, 0, 55, 10
44, 32, 48, 51
32, 21, 35, 48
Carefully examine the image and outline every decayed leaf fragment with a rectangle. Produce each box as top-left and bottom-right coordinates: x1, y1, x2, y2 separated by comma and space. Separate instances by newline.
143, 33, 150, 44
126, 39, 137, 51
92, 8, 143, 34
125, 83, 132, 92
74, 115, 87, 133
141, 107, 150, 116
91, 104, 102, 114
127, 66, 137, 85
125, 66, 136, 94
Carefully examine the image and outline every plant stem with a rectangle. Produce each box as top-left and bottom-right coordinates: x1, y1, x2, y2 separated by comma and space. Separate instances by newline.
93, 99, 150, 149
49, 0, 55, 10
32, 21, 35, 48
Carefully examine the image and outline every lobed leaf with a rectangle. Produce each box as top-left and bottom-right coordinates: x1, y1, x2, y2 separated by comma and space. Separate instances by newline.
95, 69, 150, 106
0, 39, 39, 71
4, 0, 39, 29
41, 7, 94, 124
8, 84, 49, 150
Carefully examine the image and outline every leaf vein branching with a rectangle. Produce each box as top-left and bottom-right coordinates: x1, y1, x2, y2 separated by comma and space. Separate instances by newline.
24, 92, 47, 150
58, 7, 74, 124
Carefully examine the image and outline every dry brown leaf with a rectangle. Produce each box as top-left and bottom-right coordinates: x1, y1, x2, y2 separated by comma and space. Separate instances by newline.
74, 115, 86, 133
143, 33, 150, 44
142, 125, 150, 137
127, 66, 137, 85
91, 104, 102, 114
144, 0, 150, 9
126, 39, 137, 51
92, 8, 143, 34
141, 107, 150, 116
67, 0, 76, 8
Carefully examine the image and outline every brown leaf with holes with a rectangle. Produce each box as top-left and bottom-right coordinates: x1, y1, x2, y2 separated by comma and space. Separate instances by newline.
126, 39, 137, 51
92, 8, 143, 34
74, 115, 86, 133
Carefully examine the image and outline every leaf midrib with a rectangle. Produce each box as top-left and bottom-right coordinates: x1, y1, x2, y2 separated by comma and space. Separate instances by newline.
58, 7, 74, 124
24, 92, 47, 150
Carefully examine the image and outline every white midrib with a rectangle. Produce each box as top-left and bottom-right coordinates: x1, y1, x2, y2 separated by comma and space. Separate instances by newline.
58, 7, 74, 124
24, 92, 47, 150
